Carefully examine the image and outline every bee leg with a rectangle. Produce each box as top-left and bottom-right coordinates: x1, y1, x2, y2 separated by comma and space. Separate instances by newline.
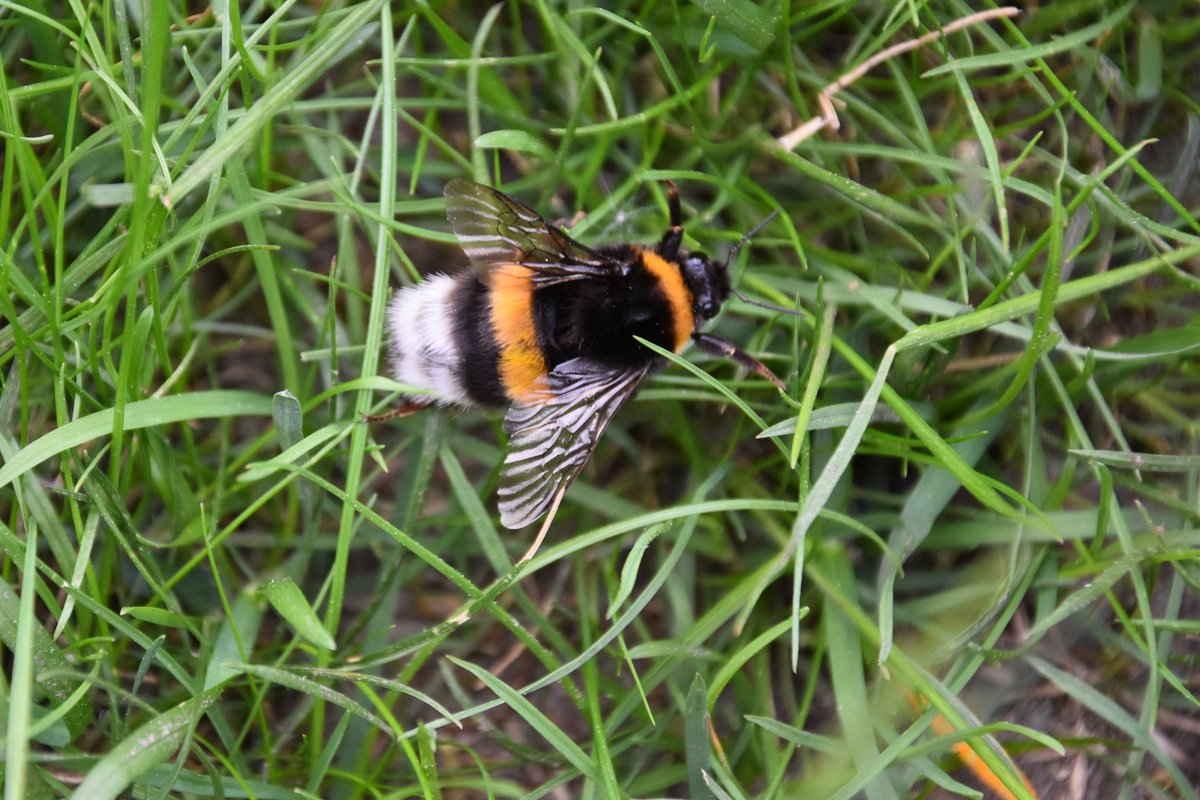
657, 179, 683, 260
516, 485, 565, 564
693, 332, 788, 393
363, 399, 430, 423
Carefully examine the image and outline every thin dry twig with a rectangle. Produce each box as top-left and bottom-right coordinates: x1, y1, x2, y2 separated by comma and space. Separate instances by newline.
777, 7, 1020, 151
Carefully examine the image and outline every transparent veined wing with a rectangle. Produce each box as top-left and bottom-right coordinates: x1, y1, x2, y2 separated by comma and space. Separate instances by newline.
497, 357, 652, 529
444, 179, 624, 283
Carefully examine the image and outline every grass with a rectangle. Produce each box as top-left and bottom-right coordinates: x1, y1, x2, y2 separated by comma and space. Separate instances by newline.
2, 1, 1199, 798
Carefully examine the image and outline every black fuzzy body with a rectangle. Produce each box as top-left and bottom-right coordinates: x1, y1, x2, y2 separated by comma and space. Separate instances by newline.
450, 246, 697, 408
452, 275, 507, 406
532, 245, 680, 372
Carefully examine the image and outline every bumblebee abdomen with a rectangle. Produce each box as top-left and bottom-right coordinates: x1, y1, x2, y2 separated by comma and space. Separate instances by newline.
489, 267, 549, 403
387, 274, 475, 407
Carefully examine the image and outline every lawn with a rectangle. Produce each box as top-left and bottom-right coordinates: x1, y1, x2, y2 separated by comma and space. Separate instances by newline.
1, 1, 1198, 798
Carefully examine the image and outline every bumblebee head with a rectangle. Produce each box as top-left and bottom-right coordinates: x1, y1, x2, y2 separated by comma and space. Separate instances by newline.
680, 251, 729, 320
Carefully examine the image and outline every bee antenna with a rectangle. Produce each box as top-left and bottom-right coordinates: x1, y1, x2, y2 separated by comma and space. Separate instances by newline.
724, 208, 799, 316
721, 208, 781, 269
731, 288, 803, 317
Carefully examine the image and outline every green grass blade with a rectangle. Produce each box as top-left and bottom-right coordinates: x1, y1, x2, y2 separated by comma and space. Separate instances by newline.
69, 689, 223, 800
0, 391, 272, 491
258, 578, 337, 651
450, 657, 599, 785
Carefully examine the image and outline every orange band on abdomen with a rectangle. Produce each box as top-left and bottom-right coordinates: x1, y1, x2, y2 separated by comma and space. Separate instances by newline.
489, 266, 549, 402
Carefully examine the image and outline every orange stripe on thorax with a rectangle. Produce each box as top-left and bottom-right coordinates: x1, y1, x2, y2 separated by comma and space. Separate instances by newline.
489, 266, 548, 402
638, 250, 694, 352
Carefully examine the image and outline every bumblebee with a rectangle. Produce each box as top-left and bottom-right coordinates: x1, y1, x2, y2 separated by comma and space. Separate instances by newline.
386, 179, 784, 530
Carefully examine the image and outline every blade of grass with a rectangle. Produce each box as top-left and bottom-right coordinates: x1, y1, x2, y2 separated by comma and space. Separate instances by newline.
450, 657, 600, 784
69, 689, 223, 800
0, 391, 273, 491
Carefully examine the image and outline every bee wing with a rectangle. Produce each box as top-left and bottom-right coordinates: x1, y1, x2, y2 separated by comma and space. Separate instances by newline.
445, 179, 622, 283
498, 357, 652, 530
